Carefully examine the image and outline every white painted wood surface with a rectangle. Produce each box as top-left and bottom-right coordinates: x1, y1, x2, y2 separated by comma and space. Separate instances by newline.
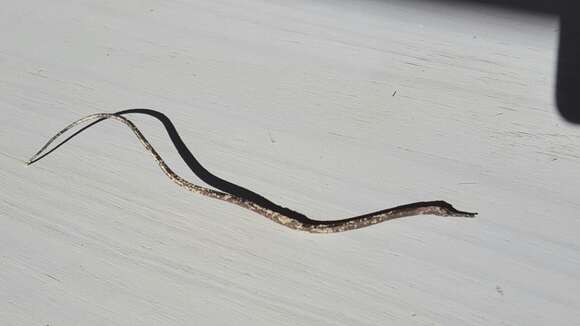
1, 0, 579, 325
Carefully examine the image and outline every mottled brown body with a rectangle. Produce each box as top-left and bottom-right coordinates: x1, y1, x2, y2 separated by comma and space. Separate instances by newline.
27, 112, 476, 233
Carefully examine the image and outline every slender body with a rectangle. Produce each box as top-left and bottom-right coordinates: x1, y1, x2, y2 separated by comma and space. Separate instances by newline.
27, 110, 476, 233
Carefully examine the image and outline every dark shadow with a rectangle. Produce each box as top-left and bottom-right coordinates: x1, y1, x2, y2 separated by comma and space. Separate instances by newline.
30, 109, 308, 222
116, 109, 309, 221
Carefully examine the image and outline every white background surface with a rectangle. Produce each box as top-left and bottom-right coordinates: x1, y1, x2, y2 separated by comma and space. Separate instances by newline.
1, 0, 579, 325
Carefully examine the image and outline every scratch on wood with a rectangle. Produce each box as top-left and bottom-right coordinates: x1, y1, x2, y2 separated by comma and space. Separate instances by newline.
268, 130, 276, 143
44, 274, 60, 282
